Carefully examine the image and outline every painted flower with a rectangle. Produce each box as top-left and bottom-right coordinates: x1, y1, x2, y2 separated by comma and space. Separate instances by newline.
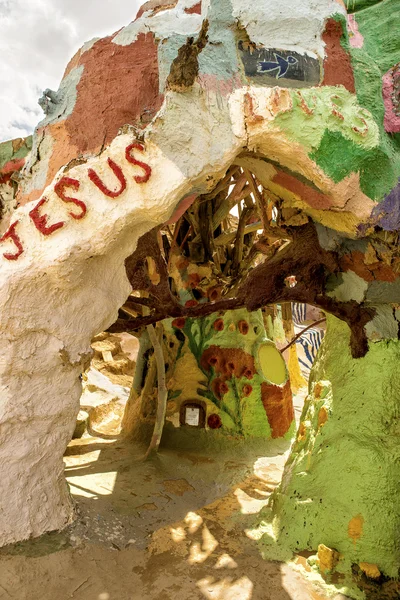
213, 318, 224, 331
220, 382, 229, 395
208, 356, 219, 368
243, 367, 254, 380
242, 384, 253, 397
208, 414, 222, 429
172, 317, 186, 329
185, 299, 198, 308
212, 378, 229, 398
238, 320, 249, 335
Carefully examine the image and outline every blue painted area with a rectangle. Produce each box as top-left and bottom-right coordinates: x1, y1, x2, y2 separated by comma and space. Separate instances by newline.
158, 36, 187, 94
198, 29, 243, 81
198, 0, 241, 82
370, 178, 400, 231
257, 53, 298, 79
37, 65, 84, 129
157, 0, 241, 92
239, 43, 321, 86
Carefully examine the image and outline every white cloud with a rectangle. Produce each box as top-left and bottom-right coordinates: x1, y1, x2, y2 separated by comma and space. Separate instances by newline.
0, 0, 142, 142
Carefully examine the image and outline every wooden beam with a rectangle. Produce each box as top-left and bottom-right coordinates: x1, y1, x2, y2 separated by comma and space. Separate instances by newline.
214, 221, 262, 246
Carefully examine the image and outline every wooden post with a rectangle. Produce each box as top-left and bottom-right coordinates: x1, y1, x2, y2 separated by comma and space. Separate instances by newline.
143, 323, 168, 459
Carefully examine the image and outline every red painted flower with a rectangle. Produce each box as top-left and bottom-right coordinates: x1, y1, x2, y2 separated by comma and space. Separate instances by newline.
212, 378, 229, 399
243, 367, 254, 380
208, 356, 219, 368
238, 320, 249, 335
208, 286, 222, 302
213, 318, 224, 331
208, 414, 222, 429
185, 299, 198, 308
220, 382, 229, 395
242, 384, 253, 397
172, 317, 186, 329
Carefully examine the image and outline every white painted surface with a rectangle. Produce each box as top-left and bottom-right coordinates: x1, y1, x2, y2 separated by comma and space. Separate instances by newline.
0, 0, 356, 547
113, 0, 202, 46
0, 86, 243, 546
231, 0, 346, 57
185, 407, 200, 426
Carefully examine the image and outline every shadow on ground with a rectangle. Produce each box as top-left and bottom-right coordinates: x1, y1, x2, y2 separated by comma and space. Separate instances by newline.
0, 390, 342, 600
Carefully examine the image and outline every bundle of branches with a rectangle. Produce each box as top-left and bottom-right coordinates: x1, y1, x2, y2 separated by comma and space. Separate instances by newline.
110, 155, 374, 359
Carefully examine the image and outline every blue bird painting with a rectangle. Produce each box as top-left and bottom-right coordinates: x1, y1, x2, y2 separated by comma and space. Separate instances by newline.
257, 53, 298, 78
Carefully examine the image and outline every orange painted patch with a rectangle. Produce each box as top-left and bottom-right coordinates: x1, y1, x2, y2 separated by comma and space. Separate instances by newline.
318, 406, 328, 428
348, 514, 364, 544
17, 122, 80, 207
340, 251, 397, 283
261, 380, 294, 438
314, 382, 323, 398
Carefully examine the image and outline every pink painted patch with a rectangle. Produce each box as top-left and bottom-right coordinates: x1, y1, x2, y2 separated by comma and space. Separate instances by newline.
197, 73, 242, 97
347, 15, 364, 49
383, 65, 400, 134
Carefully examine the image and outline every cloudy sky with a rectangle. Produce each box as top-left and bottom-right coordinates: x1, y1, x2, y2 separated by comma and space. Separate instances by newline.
0, 0, 142, 142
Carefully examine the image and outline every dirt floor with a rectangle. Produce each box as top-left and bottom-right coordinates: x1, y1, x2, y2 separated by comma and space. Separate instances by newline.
0, 391, 350, 600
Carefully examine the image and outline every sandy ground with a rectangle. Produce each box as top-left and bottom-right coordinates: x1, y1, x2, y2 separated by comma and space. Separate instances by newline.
0, 390, 349, 600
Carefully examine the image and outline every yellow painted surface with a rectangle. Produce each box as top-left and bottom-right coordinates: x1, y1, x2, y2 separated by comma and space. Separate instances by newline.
288, 344, 307, 392
167, 345, 208, 413
359, 562, 381, 579
297, 422, 307, 442
317, 543, 339, 574
258, 343, 287, 385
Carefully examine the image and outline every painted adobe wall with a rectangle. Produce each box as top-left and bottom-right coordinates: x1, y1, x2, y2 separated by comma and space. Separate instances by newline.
150, 249, 295, 440
0, 0, 400, 550
166, 308, 294, 439
259, 315, 400, 581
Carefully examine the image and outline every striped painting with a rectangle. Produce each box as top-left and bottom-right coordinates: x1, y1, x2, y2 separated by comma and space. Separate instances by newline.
292, 303, 325, 379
